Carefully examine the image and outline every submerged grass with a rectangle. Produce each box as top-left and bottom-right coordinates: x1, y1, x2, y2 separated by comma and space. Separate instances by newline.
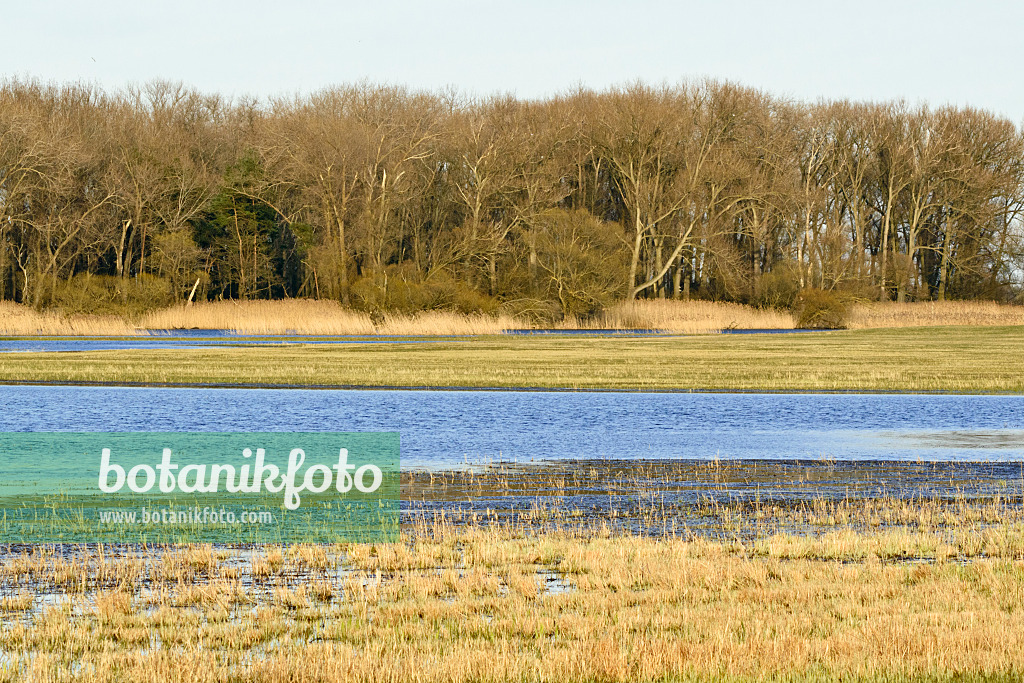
402, 459, 1024, 540
2, 326, 1023, 392
2, 494, 1024, 682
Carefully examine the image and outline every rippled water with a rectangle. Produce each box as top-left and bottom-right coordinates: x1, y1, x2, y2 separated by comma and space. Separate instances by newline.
1, 386, 1022, 466
0, 327, 819, 352
0, 337, 466, 352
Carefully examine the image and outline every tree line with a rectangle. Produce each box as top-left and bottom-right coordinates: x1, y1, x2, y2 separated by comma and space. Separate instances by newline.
1, 78, 1022, 318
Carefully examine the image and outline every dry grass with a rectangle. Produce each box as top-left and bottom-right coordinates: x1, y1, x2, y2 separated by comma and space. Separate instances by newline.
596, 299, 1024, 332
2, 500, 1024, 682
848, 300, 1024, 329
0, 300, 526, 337
1, 298, 1022, 337
0, 302, 134, 336
401, 459, 1024, 541
139, 300, 378, 335
376, 311, 523, 336
581, 299, 796, 332
143, 302, 519, 336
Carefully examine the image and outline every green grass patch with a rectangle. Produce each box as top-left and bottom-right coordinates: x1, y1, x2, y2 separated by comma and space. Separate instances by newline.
1, 326, 1022, 393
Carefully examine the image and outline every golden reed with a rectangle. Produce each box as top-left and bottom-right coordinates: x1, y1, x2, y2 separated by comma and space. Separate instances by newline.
0, 298, 1021, 336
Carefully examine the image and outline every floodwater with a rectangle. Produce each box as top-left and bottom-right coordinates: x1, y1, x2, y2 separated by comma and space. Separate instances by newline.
1, 386, 1022, 467
0, 327, 815, 352
1, 385, 1023, 535
0, 336, 467, 352
2, 386, 1022, 527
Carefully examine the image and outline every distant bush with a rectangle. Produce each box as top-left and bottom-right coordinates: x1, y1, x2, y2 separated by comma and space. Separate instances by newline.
752, 263, 802, 310
532, 209, 629, 319
794, 288, 848, 329
349, 265, 500, 315
498, 298, 564, 326
47, 274, 175, 317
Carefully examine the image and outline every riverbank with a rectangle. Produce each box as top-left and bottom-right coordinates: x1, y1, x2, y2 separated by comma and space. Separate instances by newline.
2, 327, 1022, 393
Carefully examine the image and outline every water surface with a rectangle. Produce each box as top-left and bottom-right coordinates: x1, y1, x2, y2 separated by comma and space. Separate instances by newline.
0, 337, 466, 353
1, 386, 1022, 467
0, 327, 815, 352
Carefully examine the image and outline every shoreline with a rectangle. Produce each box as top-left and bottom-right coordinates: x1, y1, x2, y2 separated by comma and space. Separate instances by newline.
3, 378, 1024, 395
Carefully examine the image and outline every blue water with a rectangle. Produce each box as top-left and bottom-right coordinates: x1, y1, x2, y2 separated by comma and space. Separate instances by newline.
1, 386, 1022, 467
0, 328, 817, 352
0, 338, 467, 352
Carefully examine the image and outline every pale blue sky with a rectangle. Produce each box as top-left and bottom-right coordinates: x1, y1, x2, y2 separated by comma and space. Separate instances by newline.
6, 1, 1023, 120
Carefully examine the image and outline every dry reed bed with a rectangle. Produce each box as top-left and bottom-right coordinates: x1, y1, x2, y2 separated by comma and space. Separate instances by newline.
3, 498, 1024, 682
2, 298, 1023, 337
141, 301, 527, 336
0, 302, 135, 336
139, 300, 378, 335
847, 300, 1024, 329
1, 300, 525, 337
137, 301, 526, 336
587, 299, 795, 332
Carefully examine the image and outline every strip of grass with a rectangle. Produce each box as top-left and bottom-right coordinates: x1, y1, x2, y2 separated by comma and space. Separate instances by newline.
1, 326, 1022, 392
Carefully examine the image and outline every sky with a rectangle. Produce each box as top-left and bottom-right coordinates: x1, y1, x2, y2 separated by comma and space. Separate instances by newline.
5, 0, 1024, 121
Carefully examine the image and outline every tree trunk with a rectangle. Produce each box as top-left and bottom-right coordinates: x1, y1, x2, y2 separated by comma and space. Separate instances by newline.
655, 238, 665, 299
937, 217, 954, 301
879, 187, 895, 301
628, 229, 643, 300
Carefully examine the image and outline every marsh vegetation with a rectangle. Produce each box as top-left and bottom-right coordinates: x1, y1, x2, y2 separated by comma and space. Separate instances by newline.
3, 469, 1024, 682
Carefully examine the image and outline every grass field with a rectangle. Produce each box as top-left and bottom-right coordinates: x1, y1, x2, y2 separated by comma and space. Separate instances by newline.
1, 326, 1023, 393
